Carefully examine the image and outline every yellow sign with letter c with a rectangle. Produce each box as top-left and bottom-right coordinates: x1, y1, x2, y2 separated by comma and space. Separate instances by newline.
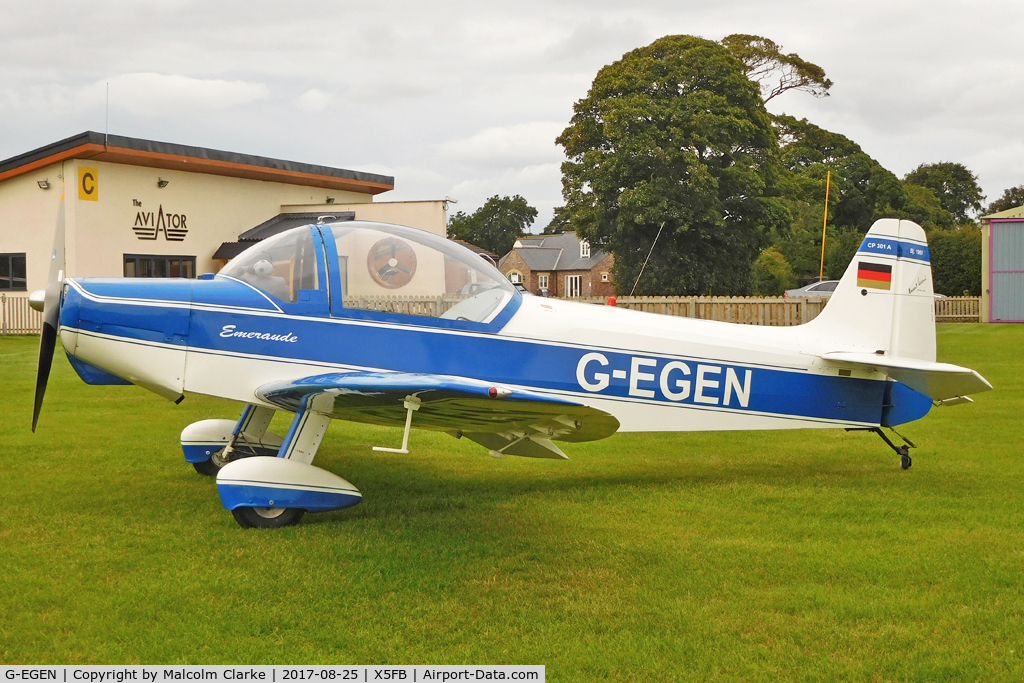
78, 167, 98, 201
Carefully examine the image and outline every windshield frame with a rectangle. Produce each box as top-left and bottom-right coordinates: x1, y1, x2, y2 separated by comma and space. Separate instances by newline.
217, 225, 330, 316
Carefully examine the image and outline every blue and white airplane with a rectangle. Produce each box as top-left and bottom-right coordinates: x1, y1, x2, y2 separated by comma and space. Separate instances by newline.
31, 195, 992, 528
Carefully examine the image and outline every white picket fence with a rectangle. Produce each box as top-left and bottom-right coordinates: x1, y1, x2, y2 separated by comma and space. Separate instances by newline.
0, 294, 42, 334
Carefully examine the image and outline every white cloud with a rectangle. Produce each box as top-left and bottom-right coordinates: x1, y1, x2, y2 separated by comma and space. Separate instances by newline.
297, 88, 332, 113
542, 17, 650, 66
0, 73, 270, 117
449, 162, 563, 229
102, 73, 269, 116
438, 122, 565, 168
349, 78, 440, 104
2, 0, 1024, 211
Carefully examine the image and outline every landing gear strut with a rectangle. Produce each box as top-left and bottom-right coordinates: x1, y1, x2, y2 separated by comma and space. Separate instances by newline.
192, 447, 233, 476
848, 427, 917, 469
216, 392, 363, 529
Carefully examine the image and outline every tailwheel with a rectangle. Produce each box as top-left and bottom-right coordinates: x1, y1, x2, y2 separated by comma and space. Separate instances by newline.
231, 506, 305, 529
847, 427, 917, 470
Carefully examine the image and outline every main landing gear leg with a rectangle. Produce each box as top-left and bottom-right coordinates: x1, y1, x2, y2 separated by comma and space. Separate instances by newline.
848, 427, 917, 469
216, 392, 362, 529
186, 404, 280, 476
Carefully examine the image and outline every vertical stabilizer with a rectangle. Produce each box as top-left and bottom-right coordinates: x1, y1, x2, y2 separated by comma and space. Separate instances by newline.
803, 219, 936, 362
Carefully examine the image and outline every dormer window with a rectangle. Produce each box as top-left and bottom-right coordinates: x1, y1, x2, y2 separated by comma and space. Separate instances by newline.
580, 240, 590, 259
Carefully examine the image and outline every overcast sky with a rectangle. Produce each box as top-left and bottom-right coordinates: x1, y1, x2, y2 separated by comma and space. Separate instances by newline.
2, 0, 1021, 228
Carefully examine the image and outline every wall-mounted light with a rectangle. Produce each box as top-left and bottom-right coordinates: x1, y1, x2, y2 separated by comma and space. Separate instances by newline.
37, 179, 50, 190
157, 178, 169, 188
325, 197, 336, 204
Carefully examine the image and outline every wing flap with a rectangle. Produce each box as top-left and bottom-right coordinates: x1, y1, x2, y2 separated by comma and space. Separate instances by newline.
462, 433, 569, 460
257, 371, 619, 443
820, 351, 992, 401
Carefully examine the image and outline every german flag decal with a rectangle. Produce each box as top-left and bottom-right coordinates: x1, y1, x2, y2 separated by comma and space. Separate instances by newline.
857, 261, 892, 290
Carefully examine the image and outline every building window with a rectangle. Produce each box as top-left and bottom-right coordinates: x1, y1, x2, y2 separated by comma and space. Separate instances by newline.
538, 273, 549, 291
508, 271, 523, 284
601, 272, 609, 282
580, 240, 591, 259
124, 254, 196, 278
565, 274, 582, 298
0, 253, 27, 291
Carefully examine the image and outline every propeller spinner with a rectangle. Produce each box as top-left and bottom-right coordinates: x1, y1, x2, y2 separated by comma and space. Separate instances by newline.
31, 192, 66, 432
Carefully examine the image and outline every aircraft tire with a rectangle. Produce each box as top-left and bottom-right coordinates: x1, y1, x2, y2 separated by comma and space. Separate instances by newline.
901, 453, 912, 470
192, 447, 232, 476
231, 506, 305, 529
192, 459, 221, 476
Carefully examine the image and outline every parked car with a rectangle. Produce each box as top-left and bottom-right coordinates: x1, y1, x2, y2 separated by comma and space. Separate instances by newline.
783, 280, 839, 298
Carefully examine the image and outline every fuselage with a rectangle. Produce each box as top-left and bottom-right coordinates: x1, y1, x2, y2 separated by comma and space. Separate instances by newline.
56, 272, 931, 435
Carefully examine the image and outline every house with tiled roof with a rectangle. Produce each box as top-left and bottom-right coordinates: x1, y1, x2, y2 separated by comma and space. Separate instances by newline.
498, 231, 614, 298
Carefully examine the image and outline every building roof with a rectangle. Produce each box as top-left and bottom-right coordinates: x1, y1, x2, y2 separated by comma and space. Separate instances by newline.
983, 205, 1024, 220
0, 131, 394, 194
452, 240, 500, 266
503, 231, 609, 272
212, 211, 355, 260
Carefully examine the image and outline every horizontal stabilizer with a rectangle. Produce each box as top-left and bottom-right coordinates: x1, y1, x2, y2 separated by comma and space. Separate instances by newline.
821, 352, 992, 402
257, 371, 620, 443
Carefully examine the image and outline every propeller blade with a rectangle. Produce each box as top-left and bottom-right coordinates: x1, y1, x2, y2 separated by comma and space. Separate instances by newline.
32, 191, 66, 432
32, 322, 57, 432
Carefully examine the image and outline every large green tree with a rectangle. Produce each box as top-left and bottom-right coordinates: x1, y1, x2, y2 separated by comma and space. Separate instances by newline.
447, 195, 537, 256
556, 35, 790, 295
750, 246, 796, 295
898, 182, 956, 230
769, 116, 958, 281
774, 115, 912, 232
985, 185, 1024, 215
929, 226, 982, 295
903, 162, 984, 224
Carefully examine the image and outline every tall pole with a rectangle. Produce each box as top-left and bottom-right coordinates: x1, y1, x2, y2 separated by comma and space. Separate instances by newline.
819, 170, 831, 282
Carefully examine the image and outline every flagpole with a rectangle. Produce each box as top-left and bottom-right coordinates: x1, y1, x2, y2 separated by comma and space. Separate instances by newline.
819, 170, 831, 281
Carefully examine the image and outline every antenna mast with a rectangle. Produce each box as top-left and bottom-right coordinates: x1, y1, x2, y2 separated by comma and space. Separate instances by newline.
818, 170, 831, 281
630, 222, 666, 296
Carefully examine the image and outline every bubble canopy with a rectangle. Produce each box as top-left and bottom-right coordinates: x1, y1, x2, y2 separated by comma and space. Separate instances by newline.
221, 222, 516, 324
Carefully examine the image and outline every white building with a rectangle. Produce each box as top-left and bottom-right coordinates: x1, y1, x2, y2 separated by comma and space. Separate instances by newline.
980, 205, 1024, 323
0, 131, 446, 296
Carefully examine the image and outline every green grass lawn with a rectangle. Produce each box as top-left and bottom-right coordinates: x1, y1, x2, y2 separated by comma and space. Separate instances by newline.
0, 325, 1021, 679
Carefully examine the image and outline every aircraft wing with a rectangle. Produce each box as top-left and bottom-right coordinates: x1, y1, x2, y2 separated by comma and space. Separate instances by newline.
820, 352, 992, 402
255, 371, 620, 458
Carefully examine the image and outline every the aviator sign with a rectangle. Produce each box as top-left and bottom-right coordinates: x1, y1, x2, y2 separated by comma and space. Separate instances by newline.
576, 352, 752, 407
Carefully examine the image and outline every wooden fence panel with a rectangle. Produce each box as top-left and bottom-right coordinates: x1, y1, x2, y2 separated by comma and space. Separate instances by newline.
343, 294, 468, 318
566, 295, 979, 325
934, 296, 980, 322
570, 295, 827, 326
1, 294, 43, 335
